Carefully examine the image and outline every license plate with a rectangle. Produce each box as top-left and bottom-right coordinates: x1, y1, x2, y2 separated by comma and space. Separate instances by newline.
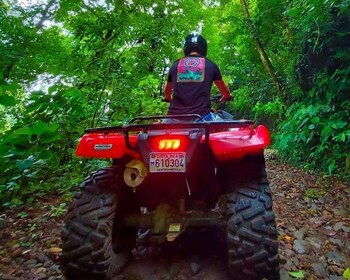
149, 152, 186, 173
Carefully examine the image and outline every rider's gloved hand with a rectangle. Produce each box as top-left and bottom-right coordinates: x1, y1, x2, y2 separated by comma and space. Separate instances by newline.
219, 95, 233, 102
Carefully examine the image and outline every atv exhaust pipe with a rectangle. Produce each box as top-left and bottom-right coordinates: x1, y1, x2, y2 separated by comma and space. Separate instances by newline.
123, 159, 148, 191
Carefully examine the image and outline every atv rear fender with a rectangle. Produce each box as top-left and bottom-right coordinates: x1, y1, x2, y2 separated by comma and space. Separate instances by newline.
209, 125, 270, 161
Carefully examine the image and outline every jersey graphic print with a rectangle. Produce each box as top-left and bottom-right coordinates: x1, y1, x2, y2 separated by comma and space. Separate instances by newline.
177, 57, 205, 82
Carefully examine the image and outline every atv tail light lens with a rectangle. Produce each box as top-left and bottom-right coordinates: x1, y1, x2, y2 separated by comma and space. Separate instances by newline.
159, 139, 181, 150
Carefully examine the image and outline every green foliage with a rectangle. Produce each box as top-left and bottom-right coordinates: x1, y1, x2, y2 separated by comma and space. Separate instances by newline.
275, 1, 350, 177
304, 187, 326, 199
344, 267, 350, 279
217, 0, 290, 127
50, 202, 67, 217
1, 0, 349, 205
0, 94, 16, 106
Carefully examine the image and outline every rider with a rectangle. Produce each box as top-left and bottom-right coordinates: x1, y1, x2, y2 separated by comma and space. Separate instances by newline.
163, 33, 232, 121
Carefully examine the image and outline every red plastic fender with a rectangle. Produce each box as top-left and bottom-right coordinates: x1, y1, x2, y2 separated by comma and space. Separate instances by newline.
75, 133, 139, 159
256, 125, 271, 147
208, 125, 271, 161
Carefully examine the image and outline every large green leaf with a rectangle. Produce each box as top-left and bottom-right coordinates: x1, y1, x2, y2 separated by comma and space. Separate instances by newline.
15, 158, 34, 172
31, 121, 50, 135
0, 95, 16, 107
13, 127, 32, 136
41, 133, 62, 144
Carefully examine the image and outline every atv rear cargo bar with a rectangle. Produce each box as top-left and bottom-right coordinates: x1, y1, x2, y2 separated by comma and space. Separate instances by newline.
85, 120, 254, 133
85, 115, 255, 147
85, 114, 254, 134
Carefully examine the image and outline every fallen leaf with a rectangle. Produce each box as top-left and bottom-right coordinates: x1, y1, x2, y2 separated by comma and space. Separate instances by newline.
48, 247, 62, 254
285, 235, 293, 242
8, 268, 16, 275
289, 270, 305, 278
22, 249, 31, 255
36, 267, 47, 274
326, 230, 337, 237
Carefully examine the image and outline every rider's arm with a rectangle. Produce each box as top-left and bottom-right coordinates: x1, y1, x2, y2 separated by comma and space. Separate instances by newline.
214, 79, 232, 102
164, 81, 173, 102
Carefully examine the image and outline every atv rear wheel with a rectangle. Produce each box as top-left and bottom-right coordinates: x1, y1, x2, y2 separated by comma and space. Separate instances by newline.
61, 167, 136, 280
225, 155, 280, 279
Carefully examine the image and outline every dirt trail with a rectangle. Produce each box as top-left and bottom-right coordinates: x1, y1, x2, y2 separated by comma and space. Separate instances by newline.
0, 152, 349, 279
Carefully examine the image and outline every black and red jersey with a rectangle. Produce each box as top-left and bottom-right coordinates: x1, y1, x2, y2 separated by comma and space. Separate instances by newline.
167, 55, 222, 116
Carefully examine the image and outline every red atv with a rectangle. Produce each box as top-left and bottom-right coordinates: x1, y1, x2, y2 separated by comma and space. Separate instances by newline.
60, 100, 280, 279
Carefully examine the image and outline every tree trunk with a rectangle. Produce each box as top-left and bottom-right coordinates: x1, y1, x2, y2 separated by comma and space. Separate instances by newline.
240, 0, 283, 94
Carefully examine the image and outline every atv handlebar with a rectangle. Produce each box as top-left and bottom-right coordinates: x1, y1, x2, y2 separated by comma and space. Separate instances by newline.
211, 94, 233, 104
211, 94, 222, 103
129, 114, 203, 124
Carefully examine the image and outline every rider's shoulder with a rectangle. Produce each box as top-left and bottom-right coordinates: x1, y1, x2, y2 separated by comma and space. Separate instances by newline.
171, 59, 181, 66
204, 57, 218, 65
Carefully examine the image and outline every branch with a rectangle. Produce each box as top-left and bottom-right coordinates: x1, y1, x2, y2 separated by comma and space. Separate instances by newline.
159, 60, 167, 98
91, 48, 126, 127
313, 19, 320, 53
35, 0, 56, 29
240, 0, 283, 94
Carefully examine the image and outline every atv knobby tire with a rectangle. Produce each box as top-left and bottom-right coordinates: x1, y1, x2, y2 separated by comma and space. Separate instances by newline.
61, 167, 136, 280
225, 155, 280, 280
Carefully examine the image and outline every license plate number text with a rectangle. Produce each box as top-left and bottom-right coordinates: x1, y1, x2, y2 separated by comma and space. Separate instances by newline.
149, 152, 186, 173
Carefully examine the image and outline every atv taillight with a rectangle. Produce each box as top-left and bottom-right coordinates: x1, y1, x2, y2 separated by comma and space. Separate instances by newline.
149, 135, 189, 152
158, 139, 181, 150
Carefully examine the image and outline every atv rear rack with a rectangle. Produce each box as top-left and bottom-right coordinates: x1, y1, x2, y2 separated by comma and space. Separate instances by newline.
84, 115, 255, 149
